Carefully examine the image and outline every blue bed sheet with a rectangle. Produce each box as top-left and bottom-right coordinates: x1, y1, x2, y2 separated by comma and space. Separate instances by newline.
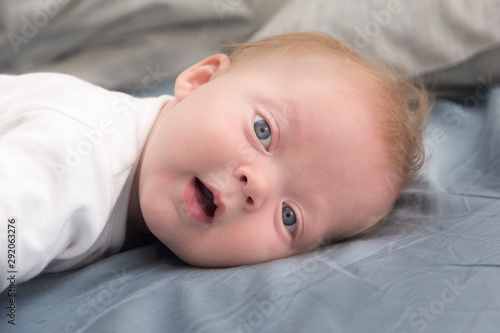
1, 89, 500, 333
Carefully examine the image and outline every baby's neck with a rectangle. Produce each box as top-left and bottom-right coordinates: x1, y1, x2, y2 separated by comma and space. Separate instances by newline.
122, 168, 155, 251
122, 99, 177, 251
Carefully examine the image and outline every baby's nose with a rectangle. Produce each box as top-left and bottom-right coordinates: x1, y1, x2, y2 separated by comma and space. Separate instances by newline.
235, 167, 269, 211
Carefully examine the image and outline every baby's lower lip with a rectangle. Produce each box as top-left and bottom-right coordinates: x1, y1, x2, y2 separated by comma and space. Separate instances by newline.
183, 178, 212, 224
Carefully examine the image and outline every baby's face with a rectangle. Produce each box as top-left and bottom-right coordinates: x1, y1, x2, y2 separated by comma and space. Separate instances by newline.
137, 52, 397, 267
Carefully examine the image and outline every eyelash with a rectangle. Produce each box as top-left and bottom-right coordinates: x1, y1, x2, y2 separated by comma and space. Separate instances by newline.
253, 114, 272, 151
283, 202, 303, 239
253, 109, 281, 151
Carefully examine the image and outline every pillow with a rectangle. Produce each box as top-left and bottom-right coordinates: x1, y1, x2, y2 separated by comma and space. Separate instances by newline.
0, 0, 264, 92
251, 0, 500, 98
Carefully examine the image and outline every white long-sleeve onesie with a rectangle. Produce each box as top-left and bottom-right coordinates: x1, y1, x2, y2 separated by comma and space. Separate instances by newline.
0, 73, 171, 293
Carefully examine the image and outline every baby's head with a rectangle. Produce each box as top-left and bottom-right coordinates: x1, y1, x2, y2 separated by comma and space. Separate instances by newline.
134, 32, 431, 267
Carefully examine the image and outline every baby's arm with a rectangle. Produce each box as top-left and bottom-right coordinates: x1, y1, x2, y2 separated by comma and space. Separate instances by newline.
0, 75, 51, 291
0, 73, 121, 292
0, 72, 164, 291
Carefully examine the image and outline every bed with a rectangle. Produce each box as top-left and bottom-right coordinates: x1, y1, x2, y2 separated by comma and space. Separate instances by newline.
1, 1, 500, 332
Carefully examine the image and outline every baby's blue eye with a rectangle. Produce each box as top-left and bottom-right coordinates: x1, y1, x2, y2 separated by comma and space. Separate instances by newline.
254, 115, 272, 149
282, 204, 297, 234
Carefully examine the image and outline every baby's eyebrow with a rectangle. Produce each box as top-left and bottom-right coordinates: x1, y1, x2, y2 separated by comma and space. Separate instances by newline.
274, 97, 296, 131
256, 95, 296, 127
278, 97, 296, 120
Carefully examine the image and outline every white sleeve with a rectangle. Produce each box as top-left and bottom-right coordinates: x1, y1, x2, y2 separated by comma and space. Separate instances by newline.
0, 73, 167, 293
0, 73, 115, 293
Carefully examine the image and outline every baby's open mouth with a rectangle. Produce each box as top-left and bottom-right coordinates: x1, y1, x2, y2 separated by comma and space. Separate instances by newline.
194, 177, 217, 218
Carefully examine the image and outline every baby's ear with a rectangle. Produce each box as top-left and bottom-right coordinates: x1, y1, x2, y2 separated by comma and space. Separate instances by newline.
174, 54, 231, 101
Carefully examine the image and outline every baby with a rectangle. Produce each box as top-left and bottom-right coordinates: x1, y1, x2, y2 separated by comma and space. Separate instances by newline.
0, 32, 430, 292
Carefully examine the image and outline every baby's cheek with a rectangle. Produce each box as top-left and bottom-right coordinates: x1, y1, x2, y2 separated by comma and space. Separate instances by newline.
205, 123, 246, 161
208, 130, 232, 148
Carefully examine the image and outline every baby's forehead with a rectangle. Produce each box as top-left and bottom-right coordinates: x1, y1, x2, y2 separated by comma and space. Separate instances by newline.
244, 55, 384, 114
